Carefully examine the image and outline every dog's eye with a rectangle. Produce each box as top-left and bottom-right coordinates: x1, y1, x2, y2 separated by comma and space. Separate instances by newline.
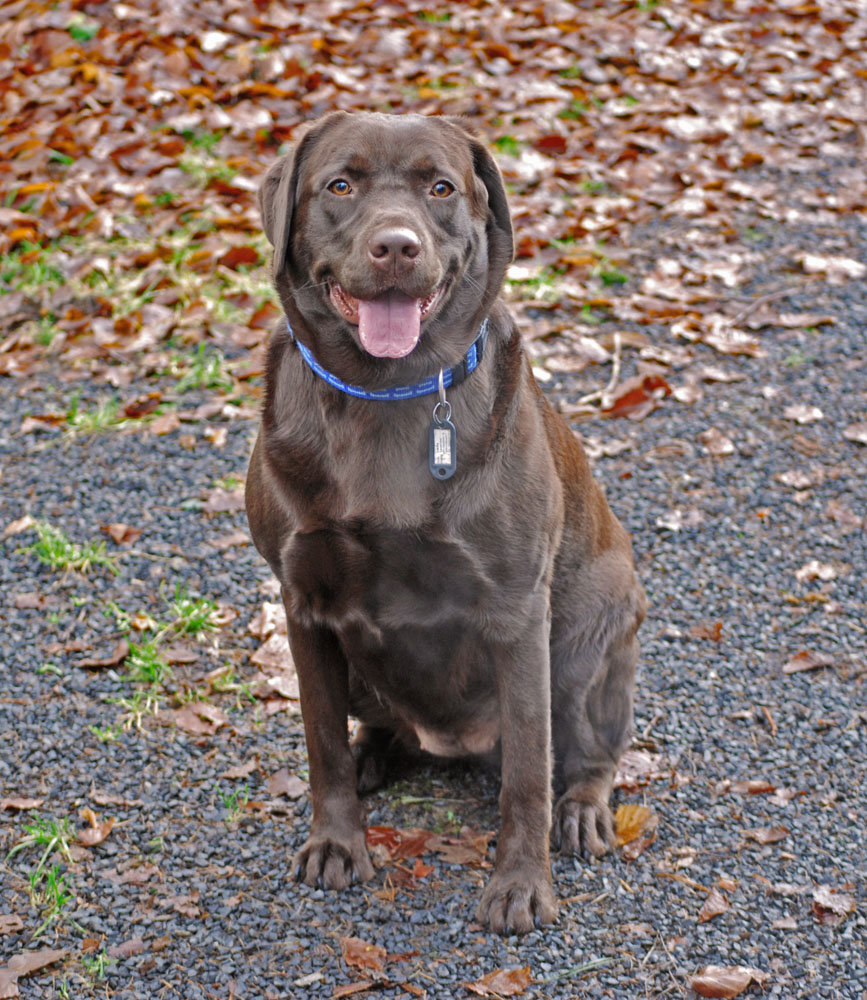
431, 180, 454, 198
327, 179, 352, 196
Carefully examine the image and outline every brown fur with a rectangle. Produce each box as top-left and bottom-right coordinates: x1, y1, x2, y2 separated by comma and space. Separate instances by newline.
246, 112, 646, 934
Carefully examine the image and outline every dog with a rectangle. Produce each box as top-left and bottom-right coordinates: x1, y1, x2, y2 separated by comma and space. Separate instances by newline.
245, 112, 645, 935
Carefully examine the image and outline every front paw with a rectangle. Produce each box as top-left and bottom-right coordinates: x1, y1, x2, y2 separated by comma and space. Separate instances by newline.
293, 830, 375, 889
553, 789, 615, 858
475, 868, 557, 935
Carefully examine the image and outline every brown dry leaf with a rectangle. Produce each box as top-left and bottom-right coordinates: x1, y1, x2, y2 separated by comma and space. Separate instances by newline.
210, 529, 250, 550
783, 404, 823, 425
797, 253, 866, 283
463, 966, 532, 997
250, 633, 293, 672
148, 412, 181, 436
266, 767, 307, 799
173, 704, 228, 736
101, 522, 141, 545
689, 622, 723, 642
162, 892, 200, 918
202, 486, 246, 514
0, 949, 67, 998
614, 803, 658, 860
331, 983, 378, 999
248, 602, 287, 639
698, 889, 730, 923
794, 560, 837, 583
603, 373, 671, 421
340, 936, 387, 975
221, 759, 258, 780
782, 650, 835, 675
843, 423, 867, 446
744, 826, 788, 845
811, 886, 856, 926
78, 639, 130, 670
108, 937, 145, 959
0, 916, 24, 937
690, 965, 768, 998
77, 807, 114, 847
0, 798, 43, 812
429, 829, 493, 867
771, 915, 798, 930
3, 515, 36, 537
730, 780, 775, 795
698, 427, 735, 456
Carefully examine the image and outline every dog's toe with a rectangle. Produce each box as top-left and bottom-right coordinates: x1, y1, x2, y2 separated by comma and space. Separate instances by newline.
476, 869, 557, 936
553, 791, 615, 857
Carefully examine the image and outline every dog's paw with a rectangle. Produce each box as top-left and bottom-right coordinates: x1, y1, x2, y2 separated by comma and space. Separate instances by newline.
293, 832, 375, 890
553, 789, 615, 858
475, 869, 557, 935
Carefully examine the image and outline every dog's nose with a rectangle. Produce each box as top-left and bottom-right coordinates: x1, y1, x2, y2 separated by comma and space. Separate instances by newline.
367, 228, 421, 268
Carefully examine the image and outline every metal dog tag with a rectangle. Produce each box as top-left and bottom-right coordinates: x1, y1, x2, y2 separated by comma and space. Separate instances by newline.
430, 414, 456, 480
430, 369, 457, 480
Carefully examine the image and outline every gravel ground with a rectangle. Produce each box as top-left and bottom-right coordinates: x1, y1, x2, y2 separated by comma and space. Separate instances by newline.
1, 167, 865, 999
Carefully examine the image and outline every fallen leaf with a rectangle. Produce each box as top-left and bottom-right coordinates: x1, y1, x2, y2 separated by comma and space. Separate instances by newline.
615, 803, 658, 859
698, 889, 730, 923
0, 798, 43, 811
0, 949, 67, 999
0, 916, 24, 937
811, 886, 856, 925
331, 983, 378, 999
148, 412, 181, 436
843, 423, 867, 445
173, 704, 228, 735
782, 650, 835, 674
108, 937, 145, 958
730, 780, 775, 795
689, 621, 723, 641
78, 639, 130, 670
266, 767, 307, 799
77, 807, 114, 847
698, 427, 734, 456
3, 515, 36, 537
101, 522, 142, 545
603, 373, 671, 420
771, 915, 798, 930
341, 936, 387, 975
794, 560, 837, 583
783, 404, 823, 424
221, 759, 258, 780
797, 253, 866, 282
463, 967, 532, 997
250, 633, 293, 671
690, 965, 768, 998
202, 486, 245, 514
161, 891, 200, 918
744, 826, 788, 845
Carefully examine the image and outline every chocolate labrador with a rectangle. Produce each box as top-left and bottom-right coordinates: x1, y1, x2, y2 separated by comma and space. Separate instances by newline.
246, 111, 645, 934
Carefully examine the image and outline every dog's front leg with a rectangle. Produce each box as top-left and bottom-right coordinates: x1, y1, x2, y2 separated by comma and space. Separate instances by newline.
477, 611, 558, 934
286, 614, 374, 889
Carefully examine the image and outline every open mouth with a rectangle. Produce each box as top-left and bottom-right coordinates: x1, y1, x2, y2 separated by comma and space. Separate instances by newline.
329, 282, 445, 359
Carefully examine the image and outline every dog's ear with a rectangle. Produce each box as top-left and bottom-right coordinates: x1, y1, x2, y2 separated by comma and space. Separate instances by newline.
441, 117, 515, 267
258, 113, 349, 276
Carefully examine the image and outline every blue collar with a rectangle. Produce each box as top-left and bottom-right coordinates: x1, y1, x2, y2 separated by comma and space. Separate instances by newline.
285, 317, 489, 401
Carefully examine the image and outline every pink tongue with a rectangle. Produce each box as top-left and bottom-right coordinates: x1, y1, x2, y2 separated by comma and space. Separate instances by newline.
357, 291, 421, 358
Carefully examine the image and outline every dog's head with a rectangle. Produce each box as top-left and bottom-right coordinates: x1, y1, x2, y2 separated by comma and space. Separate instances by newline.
259, 112, 513, 374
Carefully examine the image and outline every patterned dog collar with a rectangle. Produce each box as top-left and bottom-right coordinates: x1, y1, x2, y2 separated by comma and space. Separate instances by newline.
285, 317, 489, 401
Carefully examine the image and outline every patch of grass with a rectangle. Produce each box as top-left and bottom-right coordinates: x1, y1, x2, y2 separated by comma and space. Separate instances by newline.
493, 135, 523, 156
506, 265, 566, 302
579, 304, 605, 325
178, 148, 237, 186
180, 129, 224, 152
67, 16, 99, 42
558, 98, 589, 120
81, 947, 112, 981
558, 66, 583, 79
21, 520, 118, 575
65, 392, 124, 433
89, 722, 123, 743
8, 815, 74, 872
785, 350, 815, 367
167, 584, 218, 637
174, 344, 234, 393
126, 640, 173, 686
219, 783, 250, 824
29, 863, 73, 938
108, 686, 161, 730
0, 241, 65, 295
580, 179, 609, 195
418, 9, 451, 21
212, 473, 243, 491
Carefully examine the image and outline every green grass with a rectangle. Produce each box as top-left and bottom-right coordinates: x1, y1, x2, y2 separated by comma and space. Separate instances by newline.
65, 392, 124, 433
218, 783, 250, 824
173, 344, 234, 393
0, 241, 65, 294
21, 520, 118, 575
126, 641, 173, 686
167, 584, 218, 637
493, 136, 523, 156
